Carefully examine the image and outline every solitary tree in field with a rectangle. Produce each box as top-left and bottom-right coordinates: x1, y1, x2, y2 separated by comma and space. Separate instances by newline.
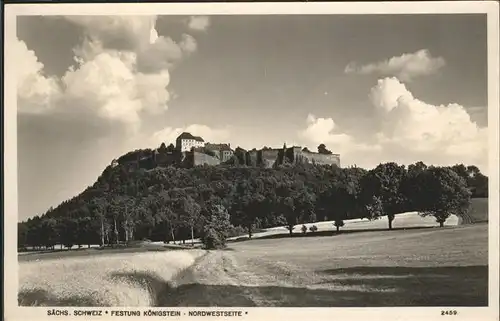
280, 196, 298, 236
418, 167, 471, 227
333, 218, 345, 233
360, 163, 407, 229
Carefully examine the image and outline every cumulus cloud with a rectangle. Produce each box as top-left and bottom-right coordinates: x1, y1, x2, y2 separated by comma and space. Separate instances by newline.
16, 16, 208, 219
299, 114, 352, 146
17, 15, 205, 127
370, 77, 487, 165
345, 49, 446, 82
16, 39, 61, 114
179, 34, 198, 54
151, 124, 231, 147
188, 16, 210, 31
65, 15, 157, 53
298, 77, 487, 172
299, 114, 380, 154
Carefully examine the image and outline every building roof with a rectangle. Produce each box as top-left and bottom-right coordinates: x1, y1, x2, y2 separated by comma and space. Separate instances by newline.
176, 132, 204, 142
205, 143, 232, 151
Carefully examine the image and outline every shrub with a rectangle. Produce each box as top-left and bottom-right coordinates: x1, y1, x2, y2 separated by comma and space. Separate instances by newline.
309, 225, 318, 232
200, 203, 231, 249
301, 225, 307, 234
200, 228, 224, 250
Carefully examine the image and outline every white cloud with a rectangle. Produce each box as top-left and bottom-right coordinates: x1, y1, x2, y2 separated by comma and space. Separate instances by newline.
298, 78, 487, 173
151, 124, 231, 147
136, 36, 184, 73
370, 77, 487, 170
345, 49, 446, 82
299, 114, 381, 155
16, 39, 61, 114
180, 34, 198, 54
188, 16, 210, 31
17, 15, 204, 128
65, 15, 157, 52
299, 114, 353, 146
16, 15, 210, 219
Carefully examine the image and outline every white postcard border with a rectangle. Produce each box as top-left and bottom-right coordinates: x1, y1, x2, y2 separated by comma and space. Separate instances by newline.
4, 2, 499, 321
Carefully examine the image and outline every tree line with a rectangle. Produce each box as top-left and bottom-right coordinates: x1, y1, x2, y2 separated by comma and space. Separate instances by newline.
18, 160, 487, 250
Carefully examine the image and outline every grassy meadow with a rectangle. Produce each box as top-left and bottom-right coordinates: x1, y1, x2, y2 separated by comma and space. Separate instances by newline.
18, 198, 489, 307
18, 250, 205, 306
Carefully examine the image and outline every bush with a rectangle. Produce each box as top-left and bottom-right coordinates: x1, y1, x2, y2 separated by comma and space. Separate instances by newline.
200, 203, 231, 249
301, 225, 307, 234
200, 228, 224, 250
309, 225, 318, 232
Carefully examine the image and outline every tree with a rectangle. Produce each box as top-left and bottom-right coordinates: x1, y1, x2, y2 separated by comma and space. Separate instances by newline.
179, 195, 202, 246
449, 164, 488, 198
232, 181, 265, 238
418, 167, 471, 227
77, 216, 97, 248
166, 143, 176, 153
111, 193, 136, 244
333, 219, 344, 232
317, 144, 333, 155
365, 196, 384, 222
360, 163, 406, 229
58, 217, 79, 249
18, 223, 29, 250
200, 200, 232, 249
294, 188, 316, 223
39, 218, 58, 249
400, 161, 428, 212
90, 197, 108, 246
281, 196, 297, 236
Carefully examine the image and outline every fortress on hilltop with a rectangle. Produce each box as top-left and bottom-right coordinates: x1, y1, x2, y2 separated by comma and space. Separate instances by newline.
114, 132, 340, 169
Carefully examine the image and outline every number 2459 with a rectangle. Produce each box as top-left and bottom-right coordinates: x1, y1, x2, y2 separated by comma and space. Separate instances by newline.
441, 310, 458, 316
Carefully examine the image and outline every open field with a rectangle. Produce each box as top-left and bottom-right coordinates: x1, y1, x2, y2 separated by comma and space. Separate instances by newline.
19, 222, 487, 307
163, 224, 488, 307
18, 198, 488, 307
18, 250, 205, 306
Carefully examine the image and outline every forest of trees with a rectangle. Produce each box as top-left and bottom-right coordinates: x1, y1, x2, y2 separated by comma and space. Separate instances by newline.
18, 158, 488, 250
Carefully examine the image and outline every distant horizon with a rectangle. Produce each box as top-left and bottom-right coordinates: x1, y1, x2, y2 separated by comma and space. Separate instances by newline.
14, 13, 488, 220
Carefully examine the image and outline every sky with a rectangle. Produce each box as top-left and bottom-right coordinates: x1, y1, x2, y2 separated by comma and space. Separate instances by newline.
15, 14, 488, 221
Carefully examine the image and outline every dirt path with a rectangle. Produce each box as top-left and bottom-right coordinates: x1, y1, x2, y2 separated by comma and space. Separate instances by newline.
158, 225, 488, 307
160, 250, 322, 307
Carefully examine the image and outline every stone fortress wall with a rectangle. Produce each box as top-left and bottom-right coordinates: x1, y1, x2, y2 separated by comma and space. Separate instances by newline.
116, 132, 340, 169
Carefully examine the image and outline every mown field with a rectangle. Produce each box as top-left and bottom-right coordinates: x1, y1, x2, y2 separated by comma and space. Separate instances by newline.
162, 223, 488, 307
18, 198, 489, 307
18, 250, 206, 306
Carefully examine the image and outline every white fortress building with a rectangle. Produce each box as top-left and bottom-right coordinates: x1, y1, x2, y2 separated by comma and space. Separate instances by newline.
175, 132, 205, 152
